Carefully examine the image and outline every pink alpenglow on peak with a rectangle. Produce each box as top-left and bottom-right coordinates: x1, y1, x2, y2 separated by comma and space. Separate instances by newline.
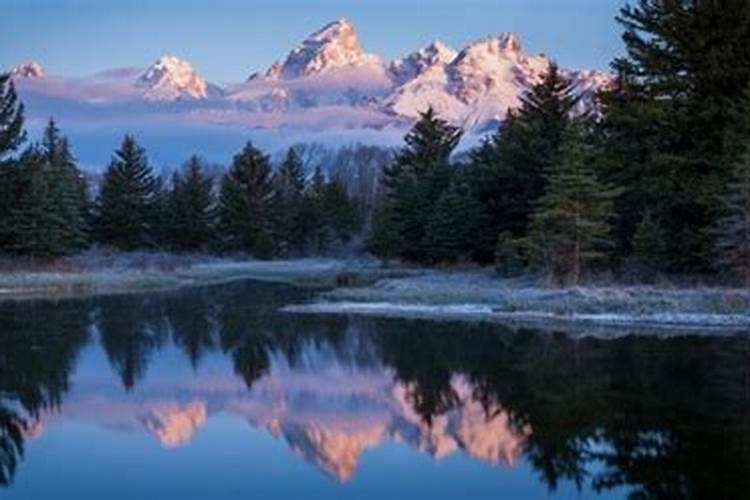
12, 18, 613, 156
136, 55, 211, 101
273, 18, 385, 79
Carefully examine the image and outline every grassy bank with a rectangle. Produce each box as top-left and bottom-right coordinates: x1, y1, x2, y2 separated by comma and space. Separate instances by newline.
284, 270, 750, 330
0, 251, 401, 301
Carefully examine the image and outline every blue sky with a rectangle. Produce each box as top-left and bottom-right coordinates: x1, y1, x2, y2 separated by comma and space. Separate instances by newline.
3, 0, 625, 82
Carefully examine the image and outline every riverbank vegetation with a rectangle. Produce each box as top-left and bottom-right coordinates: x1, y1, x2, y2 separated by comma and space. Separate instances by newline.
1, 1, 750, 289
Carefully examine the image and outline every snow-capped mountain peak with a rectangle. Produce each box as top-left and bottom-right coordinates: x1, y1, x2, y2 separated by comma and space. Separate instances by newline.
275, 18, 384, 79
390, 40, 457, 84
9, 61, 45, 79
136, 55, 209, 101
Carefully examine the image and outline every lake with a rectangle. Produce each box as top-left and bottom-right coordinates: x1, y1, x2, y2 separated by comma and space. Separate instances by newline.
1, 280, 748, 499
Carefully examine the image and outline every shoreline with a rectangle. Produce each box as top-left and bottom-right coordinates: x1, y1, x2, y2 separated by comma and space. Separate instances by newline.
1, 255, 749, 332
283, 269, 750, 332
0, 255, 390, 302
282, 301, 750, 334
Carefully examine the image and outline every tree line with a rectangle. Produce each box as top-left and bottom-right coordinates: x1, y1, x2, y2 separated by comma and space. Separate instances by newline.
0, 80, 362, 258
369, 0, 750, 286
2, 0, 750, 285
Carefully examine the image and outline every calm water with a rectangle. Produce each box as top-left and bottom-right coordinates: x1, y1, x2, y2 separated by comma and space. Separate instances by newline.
0, 280, 748, 499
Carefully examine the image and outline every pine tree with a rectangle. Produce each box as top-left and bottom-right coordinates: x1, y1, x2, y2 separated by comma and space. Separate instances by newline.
95, 135, 159, 250
0, 73, 25, 162
0, 73, 27, 252
304, 165, 328, 253
4, 147, 69, 257
273, 148, 307, 256
370, 108, 462, 262
423, 174, 484, 264
471, 64, 580, 259
528, 124, 615, 286
598, 0, 750, 271
168, 156, 215, 251
40, 118, 88, 251
715, 146, 750, 287
218, 142, 275, 257
715, 88, 750, 286
4, 120, 89, 257
320, 175, 362, 246
632, 210, 666, 267
494, 231, 524, 276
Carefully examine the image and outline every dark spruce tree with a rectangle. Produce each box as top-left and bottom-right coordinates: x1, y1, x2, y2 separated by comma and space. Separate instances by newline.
470, 64, 579, 260
273, 148, 307, 256
5, 120, 88, 257
715, 88, 750, 286
4, 147, 68, 257
167, 156, 216, 251
528, 124, 615, 286
95, 135, 159, 250
40, 118, 88, 250
423, 173, 485, 264
218, 142, 276, 258
598, 0, 750, 271
0, 73, 25, 162
319, 175, 362, 247
0, 72, 27, 252
369, 107, 462, 262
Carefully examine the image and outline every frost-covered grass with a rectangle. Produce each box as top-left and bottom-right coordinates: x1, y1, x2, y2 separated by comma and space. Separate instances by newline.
0, 251, 400, 301
287, 269, 750, 329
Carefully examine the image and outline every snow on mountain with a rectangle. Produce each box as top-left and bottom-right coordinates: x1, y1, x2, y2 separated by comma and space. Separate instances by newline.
9, 61, 45, 79
274, 18, 386, 79
227, 18, 391, 113
12, 19, 613, 161
389, 40, 458, 84
389, 33, 549, 128
136, 55, 220, 101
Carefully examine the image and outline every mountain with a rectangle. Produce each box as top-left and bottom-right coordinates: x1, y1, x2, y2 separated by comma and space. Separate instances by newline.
225, 19, 609, 129
229, 18, 392, 113
270, 18, 385, 79
136, 55, 222, 101
9, 19, 612, 165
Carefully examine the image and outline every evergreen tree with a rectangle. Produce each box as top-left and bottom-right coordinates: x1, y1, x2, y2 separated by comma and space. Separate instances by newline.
423, 174, 484, 264
304, 165, 329, 253
218, 142, 275, 257
4, 147, 70, 257
4, 120, 88, 257
168, 156, 215, 251
715, 145, 750, 287
40, 118, 88, 250
715, 88, 750, 286
370, 108, 462, 262
320, 175, 362, 246
471, 64, 580, 260
0, 73, 26, 252
273, 148, 307, 256
598, 0, 750, 271
528, 125, 615, 285
632, 210, 666, 268
0, 73, 25, 162
95, 135, 159, 250
494, 231, 524, 276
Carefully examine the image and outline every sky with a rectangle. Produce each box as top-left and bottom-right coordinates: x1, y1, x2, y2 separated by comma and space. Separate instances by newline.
3, 0, 626, 83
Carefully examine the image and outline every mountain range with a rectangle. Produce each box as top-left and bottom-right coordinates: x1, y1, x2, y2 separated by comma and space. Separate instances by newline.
8, 18, 612, 165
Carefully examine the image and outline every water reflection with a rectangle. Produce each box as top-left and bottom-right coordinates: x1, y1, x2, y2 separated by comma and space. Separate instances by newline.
0, 280, 748, 498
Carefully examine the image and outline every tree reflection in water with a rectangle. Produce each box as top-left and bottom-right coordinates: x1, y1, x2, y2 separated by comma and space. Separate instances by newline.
0, 279, 748, 497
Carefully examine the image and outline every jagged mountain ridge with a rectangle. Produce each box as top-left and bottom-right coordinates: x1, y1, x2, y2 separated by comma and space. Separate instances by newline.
9, 18, 611, 132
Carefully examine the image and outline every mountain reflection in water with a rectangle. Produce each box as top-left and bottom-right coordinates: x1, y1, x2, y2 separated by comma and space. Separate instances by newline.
0, 280, 748, 499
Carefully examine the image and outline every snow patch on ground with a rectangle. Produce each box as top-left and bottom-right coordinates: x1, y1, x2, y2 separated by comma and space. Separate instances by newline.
283, 301, 750, 331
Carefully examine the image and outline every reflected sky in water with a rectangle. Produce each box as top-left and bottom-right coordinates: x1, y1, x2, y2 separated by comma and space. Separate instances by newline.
1, 280, 748, 499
